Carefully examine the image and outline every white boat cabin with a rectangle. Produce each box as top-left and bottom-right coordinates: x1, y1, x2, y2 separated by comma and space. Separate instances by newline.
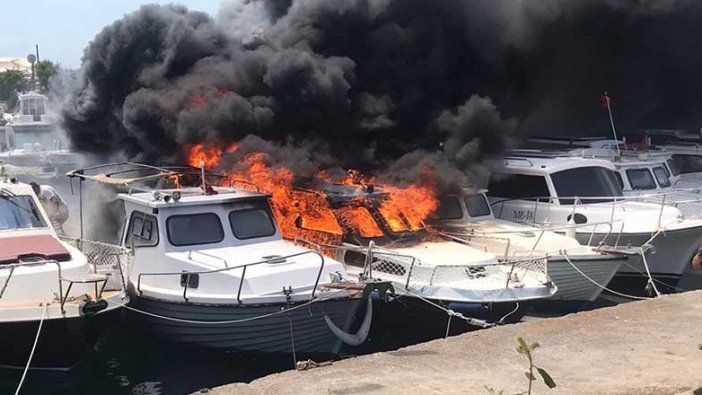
118, 187, 350, 305
486, 153, 689, 236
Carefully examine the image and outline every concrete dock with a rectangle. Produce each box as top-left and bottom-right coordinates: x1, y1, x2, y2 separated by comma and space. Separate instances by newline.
210, 291, 702, 394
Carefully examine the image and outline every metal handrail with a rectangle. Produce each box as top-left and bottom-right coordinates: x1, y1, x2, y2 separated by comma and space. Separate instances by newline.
0, 259, 63, 304
0, 258, 111, 313
136, 250, 326, 303
187, 249, 229, 268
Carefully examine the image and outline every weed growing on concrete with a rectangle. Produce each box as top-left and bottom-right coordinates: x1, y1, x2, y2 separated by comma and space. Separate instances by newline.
516, 337, 556, 394
484, 337, 556, 395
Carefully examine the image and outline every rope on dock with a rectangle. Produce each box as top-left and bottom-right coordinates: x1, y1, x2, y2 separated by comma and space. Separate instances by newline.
559, 253, 650, 300
15, 304, 47, 395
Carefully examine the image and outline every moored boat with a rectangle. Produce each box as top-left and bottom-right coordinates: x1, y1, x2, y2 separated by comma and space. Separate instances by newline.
0, 171, 126, 369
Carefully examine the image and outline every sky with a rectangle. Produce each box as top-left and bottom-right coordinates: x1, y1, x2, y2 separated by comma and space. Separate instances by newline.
0, 0, 221, 69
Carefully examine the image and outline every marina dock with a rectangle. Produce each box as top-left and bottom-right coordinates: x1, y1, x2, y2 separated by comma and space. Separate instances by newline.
210, 291, 702, 395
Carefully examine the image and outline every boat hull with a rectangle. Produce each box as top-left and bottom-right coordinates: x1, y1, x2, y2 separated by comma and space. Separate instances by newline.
0, 305, 120, 370
127, 294, 362, 355
546, 254, 623, 302
576, 226, 702, 295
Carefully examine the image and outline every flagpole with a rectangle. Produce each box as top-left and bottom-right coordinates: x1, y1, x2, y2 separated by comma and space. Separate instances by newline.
604, 91, 621, 158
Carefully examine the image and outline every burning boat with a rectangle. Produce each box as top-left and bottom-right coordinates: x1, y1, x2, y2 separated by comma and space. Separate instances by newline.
180, 144, 555, 330
430, 190, 627, 303
66, 163, 372, 356
292, 183, 557, 327
0, 169, 126, 369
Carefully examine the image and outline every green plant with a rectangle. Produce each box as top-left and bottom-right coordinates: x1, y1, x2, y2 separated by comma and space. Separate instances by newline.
516, 337, 556, 394
484, 386, 504, 395
484, 337, 556, 395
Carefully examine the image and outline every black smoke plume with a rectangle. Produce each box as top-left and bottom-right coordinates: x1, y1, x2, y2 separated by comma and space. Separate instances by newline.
62, 0, 702, 191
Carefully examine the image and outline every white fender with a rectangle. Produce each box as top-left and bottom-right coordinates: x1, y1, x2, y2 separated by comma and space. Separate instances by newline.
324, 296, 372, 346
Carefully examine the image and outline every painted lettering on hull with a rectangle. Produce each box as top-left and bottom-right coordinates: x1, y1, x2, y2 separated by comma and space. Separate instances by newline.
513, 210, 534, 221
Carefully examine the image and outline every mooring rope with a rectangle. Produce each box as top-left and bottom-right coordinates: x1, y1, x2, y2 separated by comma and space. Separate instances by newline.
400, 287, 495, 329
15, 304, 48, 395
559, 253, 650, 300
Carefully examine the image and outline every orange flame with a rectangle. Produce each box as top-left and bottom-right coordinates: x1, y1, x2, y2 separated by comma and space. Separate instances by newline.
183, 143, 439, 246
186, 143, 239, 170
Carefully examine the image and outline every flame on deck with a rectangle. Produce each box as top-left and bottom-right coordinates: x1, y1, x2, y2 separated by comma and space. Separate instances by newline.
184, 143, 438, 246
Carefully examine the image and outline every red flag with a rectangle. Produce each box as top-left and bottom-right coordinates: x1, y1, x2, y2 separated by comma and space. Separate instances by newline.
601, 92, 611, 110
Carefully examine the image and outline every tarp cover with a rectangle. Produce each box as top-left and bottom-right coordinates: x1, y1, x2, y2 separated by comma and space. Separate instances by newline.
0, 234, 71, 264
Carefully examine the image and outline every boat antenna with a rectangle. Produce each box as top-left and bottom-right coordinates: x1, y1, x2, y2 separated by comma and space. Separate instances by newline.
602, 91, 621, 158
200, 160, 207, 195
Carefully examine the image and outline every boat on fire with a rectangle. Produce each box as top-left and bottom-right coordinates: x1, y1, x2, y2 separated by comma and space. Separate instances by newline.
429, 190, 627, 304
0, 171, 126, 369
295, 183, 557, 328
487, 151, 702, 296
66, 163, 371, 356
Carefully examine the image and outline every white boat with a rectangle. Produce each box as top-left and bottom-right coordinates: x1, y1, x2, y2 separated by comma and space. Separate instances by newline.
1, 92, 79, 180
0, 170, 126, 369
429, 191, 626, 303
311, 183, 557, 324
487, 152, 702, 296
67, 164, 370, 356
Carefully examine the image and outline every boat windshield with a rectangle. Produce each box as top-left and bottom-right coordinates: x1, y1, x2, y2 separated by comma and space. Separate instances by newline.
626, 168, 656, 190
652, 166, 671, 188
463, 193, 492, 218
229, 208, 276, 239
0, 194, 47, 230
167, 213, 224, 246
550, 167, 623, 204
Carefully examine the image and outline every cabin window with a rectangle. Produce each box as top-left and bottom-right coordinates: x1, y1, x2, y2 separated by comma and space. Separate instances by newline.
125, 211, 159, 247
0, 195, 47, 230
464, 194, 492, 217
487, 174, 550, 201
613, 172, 624, 189
550, 167, 623, 204
626, 168, 656, 190
167, 213, 224, 246
666, 159, 679, 176
434, 196, 464, 220
652, 167, 671, 188
672, 154, 702, 174
660, 164, 671, 178
229, 209, 276, 240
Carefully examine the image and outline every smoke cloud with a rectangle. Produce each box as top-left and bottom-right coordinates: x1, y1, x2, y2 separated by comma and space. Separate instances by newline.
61, 0, 702, 192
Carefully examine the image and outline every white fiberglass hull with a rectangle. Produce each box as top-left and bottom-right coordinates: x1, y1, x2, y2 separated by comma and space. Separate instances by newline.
545, 254, 623, 301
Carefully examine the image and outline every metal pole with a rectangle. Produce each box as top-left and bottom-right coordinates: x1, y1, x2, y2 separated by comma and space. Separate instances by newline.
79, 178, 84, 239
604, 92, 621, 158
200, 160, 206, 195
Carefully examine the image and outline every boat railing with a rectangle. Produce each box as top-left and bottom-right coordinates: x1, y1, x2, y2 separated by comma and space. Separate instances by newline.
489, 192, 692, 234
135, 250, 326, 303
187, 249, 229, 268
60, 236, 131, 291
0, 258, 109, 313
292, 237, 546, 291
439, 218, 618, 251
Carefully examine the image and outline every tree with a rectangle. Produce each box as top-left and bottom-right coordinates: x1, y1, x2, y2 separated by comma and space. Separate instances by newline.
0, 69, 26, 107
35, 60, 59, 92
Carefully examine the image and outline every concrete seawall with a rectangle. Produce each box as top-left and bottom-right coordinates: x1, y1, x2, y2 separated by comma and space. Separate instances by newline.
210, 291, 702, 394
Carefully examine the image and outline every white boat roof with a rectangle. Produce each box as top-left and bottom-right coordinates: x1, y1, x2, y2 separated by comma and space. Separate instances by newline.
501, 152, 616, 175
119, 186, 270, 208
0, 178, 35, 195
